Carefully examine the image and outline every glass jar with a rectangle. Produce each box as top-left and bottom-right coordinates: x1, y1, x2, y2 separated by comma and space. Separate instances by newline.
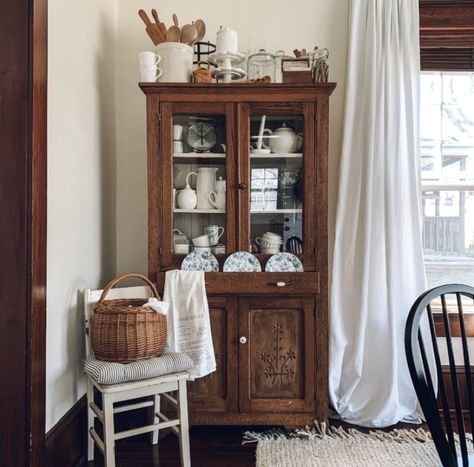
247, 49, 276, 82
309, 48, 329, 83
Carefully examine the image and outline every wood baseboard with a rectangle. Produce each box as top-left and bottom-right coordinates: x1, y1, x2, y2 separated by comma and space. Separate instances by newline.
46, 395, 87, 467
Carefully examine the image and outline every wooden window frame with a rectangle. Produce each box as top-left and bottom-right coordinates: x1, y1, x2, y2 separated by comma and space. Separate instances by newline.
420, 0, 474, 69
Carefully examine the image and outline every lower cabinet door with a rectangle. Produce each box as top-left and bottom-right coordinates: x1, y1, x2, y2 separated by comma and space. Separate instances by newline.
238, 296, 315, 413
188, 296, 238, 412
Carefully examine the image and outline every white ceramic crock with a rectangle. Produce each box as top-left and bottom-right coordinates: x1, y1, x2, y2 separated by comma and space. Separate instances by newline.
156, 42, 193, 83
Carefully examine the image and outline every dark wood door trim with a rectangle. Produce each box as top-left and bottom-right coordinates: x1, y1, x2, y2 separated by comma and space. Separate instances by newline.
0, 0, 47, 465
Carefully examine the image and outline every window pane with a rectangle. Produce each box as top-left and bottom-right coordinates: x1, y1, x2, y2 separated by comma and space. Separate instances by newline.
421, 72, 474, 288
423, 190, 474, 286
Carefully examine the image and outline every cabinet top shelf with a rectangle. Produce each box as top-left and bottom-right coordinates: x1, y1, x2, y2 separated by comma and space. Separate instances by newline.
139, 82, 337, 98
250, 153, 302, 159
173, 153, 225, 159
251, 209, 303, 214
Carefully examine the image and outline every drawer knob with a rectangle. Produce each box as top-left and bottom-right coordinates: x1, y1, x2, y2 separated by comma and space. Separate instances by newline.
238, 183, 247, 190
239, 336, 247, 344
268, 281, 291, 287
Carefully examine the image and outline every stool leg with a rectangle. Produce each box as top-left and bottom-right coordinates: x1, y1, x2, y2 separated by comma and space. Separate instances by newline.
86, 379, 95, 461
103, 394, 116, 467
177, 379, 191, 467
150, 395, 160, 444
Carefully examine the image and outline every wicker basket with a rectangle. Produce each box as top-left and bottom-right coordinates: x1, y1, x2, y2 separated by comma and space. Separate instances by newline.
192, 61, 212, 83
91, 273, 167, 363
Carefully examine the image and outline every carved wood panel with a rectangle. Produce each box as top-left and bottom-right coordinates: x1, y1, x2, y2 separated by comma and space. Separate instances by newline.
239, 297, 315, 413
188, 296, 238, 412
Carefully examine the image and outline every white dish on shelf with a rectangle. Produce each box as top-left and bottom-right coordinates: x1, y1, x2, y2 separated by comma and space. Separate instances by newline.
250, 148, 271, 155
223, 251, 261, 272
265, 252, 304, 272
208, 51, 245, 66
213, 67, 247, 82
181, 250, 219, 272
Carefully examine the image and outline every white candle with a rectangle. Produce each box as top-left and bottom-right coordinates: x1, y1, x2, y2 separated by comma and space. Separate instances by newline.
257, 115, 266, 150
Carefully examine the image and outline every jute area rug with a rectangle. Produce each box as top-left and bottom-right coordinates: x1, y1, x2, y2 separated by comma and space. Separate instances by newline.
243, 423, 473, 467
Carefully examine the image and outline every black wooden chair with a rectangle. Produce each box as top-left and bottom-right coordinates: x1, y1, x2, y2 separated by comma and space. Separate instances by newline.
405, 283, 474, 467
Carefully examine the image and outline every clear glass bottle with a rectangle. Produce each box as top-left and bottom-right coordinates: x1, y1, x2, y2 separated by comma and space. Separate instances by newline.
247, 49, 276, 82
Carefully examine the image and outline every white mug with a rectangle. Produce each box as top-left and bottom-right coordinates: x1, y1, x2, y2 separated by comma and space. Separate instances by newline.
173, 141, 184, 153
139, 64, 163, 82
173, 125, 184, 141
138, 52, 163, 82
208, 191, 226, 210
192, 234, 211, 247
155, 42, 193, 83
204, 225, 224, 245
139, 51, 161, 67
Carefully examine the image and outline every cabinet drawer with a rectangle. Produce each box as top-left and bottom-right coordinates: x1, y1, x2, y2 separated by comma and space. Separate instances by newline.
156, 272, 319, 294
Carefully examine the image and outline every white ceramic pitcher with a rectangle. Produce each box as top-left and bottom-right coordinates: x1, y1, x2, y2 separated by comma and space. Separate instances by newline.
209, 177, 226, 210
186, 167, 219, 209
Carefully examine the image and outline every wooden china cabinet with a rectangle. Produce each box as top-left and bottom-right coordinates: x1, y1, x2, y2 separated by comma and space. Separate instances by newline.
139, 83, 336, 426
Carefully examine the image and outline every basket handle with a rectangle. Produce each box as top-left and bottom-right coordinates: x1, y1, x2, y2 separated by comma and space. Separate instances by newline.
97, 273, 160, 304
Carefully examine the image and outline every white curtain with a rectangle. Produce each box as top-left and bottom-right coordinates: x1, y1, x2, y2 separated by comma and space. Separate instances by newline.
329, 0, 427, 427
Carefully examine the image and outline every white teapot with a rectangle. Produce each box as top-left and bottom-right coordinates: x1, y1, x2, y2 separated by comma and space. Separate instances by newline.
264, 123, 302, 154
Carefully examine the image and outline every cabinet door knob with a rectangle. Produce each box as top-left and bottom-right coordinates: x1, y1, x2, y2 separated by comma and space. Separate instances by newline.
239, 336, 247, 344
238, 183, 247, 190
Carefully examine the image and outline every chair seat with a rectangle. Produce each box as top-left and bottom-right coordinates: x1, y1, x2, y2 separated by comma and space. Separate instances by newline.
85, 352, 193, 385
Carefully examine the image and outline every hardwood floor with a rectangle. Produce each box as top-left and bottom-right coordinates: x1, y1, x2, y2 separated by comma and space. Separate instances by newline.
87, 425, 258, 467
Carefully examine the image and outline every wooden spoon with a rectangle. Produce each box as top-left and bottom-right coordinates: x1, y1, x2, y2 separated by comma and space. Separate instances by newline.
181, 23, 197, 46
166, 12, 181, 42
166, 25, 181, 42
194, 19, 206, 42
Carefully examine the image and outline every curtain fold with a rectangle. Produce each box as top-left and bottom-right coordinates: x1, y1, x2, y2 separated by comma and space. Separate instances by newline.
329, 0, 427, 427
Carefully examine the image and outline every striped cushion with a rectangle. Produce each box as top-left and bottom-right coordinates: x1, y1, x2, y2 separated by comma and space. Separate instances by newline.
84, 352, 193, 385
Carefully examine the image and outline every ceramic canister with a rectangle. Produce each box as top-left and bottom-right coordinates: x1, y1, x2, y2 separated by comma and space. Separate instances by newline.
156, 42, 193, 83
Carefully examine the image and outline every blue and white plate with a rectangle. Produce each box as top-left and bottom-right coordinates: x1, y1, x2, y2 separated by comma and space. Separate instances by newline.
181, 250, 219, 272
265, 252, 304, 272
223, 251, 261, 272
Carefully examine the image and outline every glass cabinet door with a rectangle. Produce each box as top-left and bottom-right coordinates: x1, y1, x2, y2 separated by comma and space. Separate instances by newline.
244, 103, 315, 266
161, 103, 234, 267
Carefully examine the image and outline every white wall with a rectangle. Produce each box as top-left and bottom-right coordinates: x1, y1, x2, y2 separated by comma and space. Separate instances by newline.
115, 0, 349, 274
46, 0, 117, 431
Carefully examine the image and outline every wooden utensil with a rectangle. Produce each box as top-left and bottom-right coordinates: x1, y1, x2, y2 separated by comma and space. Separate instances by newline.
151, 9, 167, 38
166, 12, 181, 42
194, 19, 206, 42
166, 24, 181, 42
181, 23, 197, 46
138, 9, 165, 45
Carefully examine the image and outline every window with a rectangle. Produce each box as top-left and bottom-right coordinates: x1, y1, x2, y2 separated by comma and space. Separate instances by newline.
419, 1, 474, 287
420, 72, 474, 287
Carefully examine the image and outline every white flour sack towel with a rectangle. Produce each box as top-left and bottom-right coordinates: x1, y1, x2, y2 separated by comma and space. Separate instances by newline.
163, 270, 216, 379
